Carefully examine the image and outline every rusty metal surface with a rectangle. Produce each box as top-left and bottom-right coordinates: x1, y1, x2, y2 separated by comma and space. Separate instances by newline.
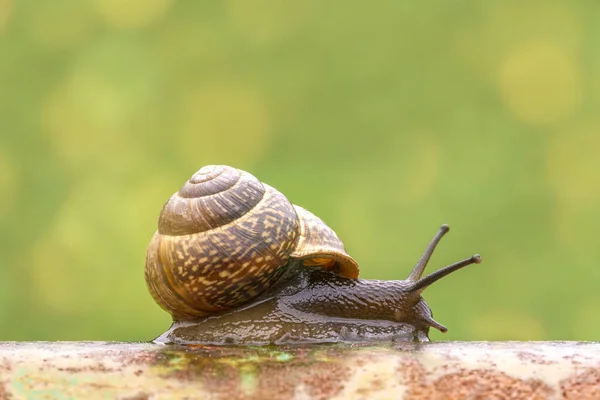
0, 341, 599, 399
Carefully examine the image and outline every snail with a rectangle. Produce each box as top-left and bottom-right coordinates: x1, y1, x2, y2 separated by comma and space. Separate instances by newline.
145, 165, 482, 345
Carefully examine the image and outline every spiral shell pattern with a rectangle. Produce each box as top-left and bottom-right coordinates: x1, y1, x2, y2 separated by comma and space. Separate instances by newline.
145, 165, 358, 321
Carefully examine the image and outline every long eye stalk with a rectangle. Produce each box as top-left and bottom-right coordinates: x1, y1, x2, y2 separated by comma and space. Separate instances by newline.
406, 224, 482, 294
401, 224, 482, 335
407, 224, 450, 281
408, 254, 481, 294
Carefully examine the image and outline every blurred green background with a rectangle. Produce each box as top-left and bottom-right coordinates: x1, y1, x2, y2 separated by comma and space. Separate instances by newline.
1, 0, 599, 342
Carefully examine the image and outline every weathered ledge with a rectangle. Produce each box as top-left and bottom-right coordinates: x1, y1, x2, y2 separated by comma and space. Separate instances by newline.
0, 341, 599, 399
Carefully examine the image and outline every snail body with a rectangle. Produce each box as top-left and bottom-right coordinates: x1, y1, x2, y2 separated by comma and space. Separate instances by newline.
145, 165, 481, 345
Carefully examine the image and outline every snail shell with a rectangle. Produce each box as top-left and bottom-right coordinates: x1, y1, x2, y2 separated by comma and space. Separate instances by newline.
145, 165, 359, 321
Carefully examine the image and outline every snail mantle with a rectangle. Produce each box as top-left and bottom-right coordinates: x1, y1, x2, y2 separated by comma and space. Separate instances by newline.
145, 165, 482, 345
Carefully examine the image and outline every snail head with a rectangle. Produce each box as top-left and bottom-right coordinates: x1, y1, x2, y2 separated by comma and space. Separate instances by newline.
395, 224, 482, 333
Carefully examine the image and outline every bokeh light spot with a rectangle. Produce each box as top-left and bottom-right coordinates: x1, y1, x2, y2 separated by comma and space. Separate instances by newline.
67, 39, 156, 129
154, 19, 224, 76
226, 0, 312, 45
43, 40, 156, 167
67, 71, 127, 128
0, 148, 16, 219
30, 177, 130, 314
26, 0, 95, 49
456, 3, 582, 83
0, 0, 12, 31
43, 81, 150, 170
546, 121, 597, 259
546, 125, 600, 204
94, 0, 173, 29
498, 41, 582, 126
43, 81, 117, 165
178, 83, 271, 167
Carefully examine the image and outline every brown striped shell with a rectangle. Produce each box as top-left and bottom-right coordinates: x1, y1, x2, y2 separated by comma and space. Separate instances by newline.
145, 165, 359, 321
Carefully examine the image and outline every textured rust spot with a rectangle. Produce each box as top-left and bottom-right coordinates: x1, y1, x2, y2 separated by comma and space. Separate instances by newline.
116, 391, 151, 400
301, 363, 348, 399
562, 354, 583, 365
560, 368, 600, 400
249, 363, 296, 399
433, 369, 554, 400
400, 359, 554, 399
0, 381, 11, 400
517, 351, 555, 365
399, 359, 432, 398
137, 345, 353, 400
1, 358, 11, 372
